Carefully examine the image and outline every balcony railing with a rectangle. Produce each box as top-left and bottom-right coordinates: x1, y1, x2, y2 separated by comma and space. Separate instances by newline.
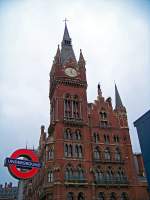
95, 177, 128, 186
64, 177, 88, 186
93, 158, 124, 164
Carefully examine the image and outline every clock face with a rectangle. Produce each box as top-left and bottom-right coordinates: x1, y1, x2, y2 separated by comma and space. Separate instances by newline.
65, 67, 77, 77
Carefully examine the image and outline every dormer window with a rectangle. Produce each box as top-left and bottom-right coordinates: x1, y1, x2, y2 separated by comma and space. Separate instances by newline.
100, 110, 107, 119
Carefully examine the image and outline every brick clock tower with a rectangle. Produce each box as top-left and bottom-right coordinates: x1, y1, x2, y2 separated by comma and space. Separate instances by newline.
23, 23, 149, 200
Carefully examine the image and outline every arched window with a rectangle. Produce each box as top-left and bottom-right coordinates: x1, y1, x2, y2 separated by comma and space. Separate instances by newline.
98, 192, 105, 200
116, 168, 125, 182
69, 144, 73, 157
114, 135, 119, 143
77, 166, 84, 180
78, 192, 85, 200
121, 192, 129, 200
73, 95, 80, 119
100, 110, 107, 119
106, 168, 113, 182
104, 147, 111, 160
75, 129, 81, 140
48, 171, 53, 183
93, 132, 99, 143
75, 145, 79, 157
64, 144, 68, 157
64, 128, 72, 140
94, 147, 100, 160
95, 169, 103, 182
64, 94, 72, 119
75, 145, 83, 158
115, 147, 121, 161
109, 192, 116, 200
67, 192, 74, 200
104, 135, 110, 144
65, 166, 73, 180
79, 145, 83, 158
48, 148, 54, 159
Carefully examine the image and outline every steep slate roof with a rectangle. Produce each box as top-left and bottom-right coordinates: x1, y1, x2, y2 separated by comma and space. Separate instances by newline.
60, 23, 76, 65
115, 84, 124, 108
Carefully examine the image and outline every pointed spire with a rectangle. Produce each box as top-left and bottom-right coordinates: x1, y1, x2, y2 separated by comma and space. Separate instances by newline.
115, 84, 124, 109
98, 83, 102, 97
61, 22, 76, 64
78, 49, 85, 66
54, 45, 61, 64
63, 22, 71, 42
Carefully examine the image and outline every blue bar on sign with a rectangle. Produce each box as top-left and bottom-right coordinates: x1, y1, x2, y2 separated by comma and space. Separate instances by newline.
4, 158, 42, 169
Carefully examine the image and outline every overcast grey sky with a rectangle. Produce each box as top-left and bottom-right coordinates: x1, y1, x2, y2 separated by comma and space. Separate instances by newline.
0, 0, 150, 185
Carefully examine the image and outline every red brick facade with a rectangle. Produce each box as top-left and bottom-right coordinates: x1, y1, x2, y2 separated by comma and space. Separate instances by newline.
23, 24, 149, 200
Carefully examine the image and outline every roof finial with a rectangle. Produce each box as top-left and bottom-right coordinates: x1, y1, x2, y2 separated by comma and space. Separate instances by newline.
98, 82, 102, 97
63, 18, 69, 26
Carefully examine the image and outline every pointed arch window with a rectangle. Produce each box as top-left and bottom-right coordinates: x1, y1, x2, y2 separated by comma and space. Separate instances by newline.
106, 168, 113, 182
115, 147, 121, 161
114, 135, 119, 143
104, 147, 111, 160
116, 168, 125, 182
69, 144, 73, 157
104, 135, 110, 144
67, 192, 74, 200
100, 110, 107, 119
75, 129, 81, 140
98, 192, 105, 200
75, 145, 83, 158
73, 95, 80, 119
48, 171, 53, 183
109, 192, 116, 200
77, 192, 85, 200
65, 166, 73, 180
94, 147, 100, 160
77, 166, 84, 180
95, 169, 104, 182
93, 132, 99, 143
48, 148, 54, 160
64, 94, 72, 119
121, 192, 129, 200
64, 128, 72, 140
64, 144, 68, 157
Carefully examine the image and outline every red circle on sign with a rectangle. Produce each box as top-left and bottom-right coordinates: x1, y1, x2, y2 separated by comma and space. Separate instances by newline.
8, 149, 39, 179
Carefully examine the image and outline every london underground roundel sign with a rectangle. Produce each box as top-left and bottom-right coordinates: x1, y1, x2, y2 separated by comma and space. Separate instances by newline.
4, 149, 42, 180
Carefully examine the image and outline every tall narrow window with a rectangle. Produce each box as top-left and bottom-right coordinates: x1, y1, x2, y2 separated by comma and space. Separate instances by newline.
77, 167, 84, 180
65, 167, 73, 180
64, 128, 72, 139
93, 132, 99, 143
115, 148, 121, 161
98, 192, 105, 200
48, 148, 54, 160
95, 169, 103, 182
104, 135, 110, 144
78, 192, 85, 200
109, 192, 116, 200
67, 192, 74, 200
121, 192, 129, 200
104, 147, 111, 160
73, 95, 80, 119
48, 171, 53, 183
64, 94, 72, 119
75, 129, 81, 140
94, 147, 100, 160
69, 145, 73, 157
64, 144, 68, 157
